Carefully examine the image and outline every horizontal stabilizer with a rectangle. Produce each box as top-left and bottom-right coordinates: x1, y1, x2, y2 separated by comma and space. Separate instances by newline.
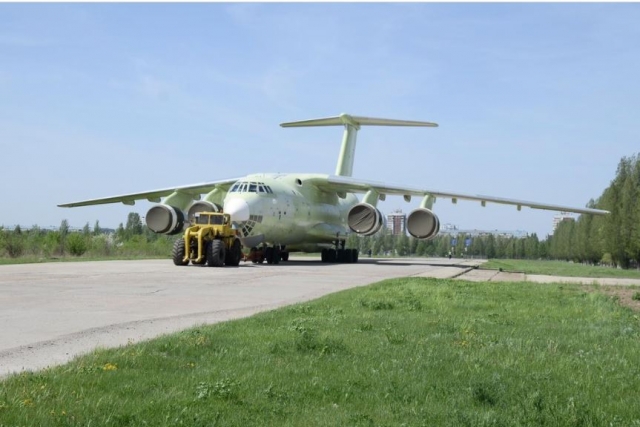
280, 113, 437, 129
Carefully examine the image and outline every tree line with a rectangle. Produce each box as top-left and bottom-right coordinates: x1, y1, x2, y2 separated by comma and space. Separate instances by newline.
546, 154, 640, 268
345, 227, 546, 259
0, 213, 174, 259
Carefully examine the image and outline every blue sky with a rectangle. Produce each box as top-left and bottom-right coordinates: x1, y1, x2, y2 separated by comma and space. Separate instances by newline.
1, 3, 639, 237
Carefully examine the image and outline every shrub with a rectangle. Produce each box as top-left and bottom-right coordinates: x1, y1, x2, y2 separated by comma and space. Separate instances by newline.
67, 233, 88, 256
3, 233, 24, 258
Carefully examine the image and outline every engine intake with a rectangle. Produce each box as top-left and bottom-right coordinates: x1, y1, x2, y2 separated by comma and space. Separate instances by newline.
407, 208, 440, 240
145, 205, 185, 235
187, 201, 222, 222
348, 203, 383, 236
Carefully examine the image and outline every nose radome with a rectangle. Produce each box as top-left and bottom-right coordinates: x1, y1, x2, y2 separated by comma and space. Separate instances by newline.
224, 198, 250, 222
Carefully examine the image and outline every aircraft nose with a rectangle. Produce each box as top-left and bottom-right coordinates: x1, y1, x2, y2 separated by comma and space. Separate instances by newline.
224, 198, 250, 222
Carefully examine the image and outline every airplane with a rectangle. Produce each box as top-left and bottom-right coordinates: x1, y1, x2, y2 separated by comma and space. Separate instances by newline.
59, 113, 609, 264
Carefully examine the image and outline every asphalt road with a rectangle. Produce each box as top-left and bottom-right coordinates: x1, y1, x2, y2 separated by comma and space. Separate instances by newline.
0, 257, 483, 377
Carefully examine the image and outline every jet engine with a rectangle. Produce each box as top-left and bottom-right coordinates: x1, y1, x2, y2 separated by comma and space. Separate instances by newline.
407, 208, 440, 240
145, 205, 185, 235
187, 201, 222, 221
348, 203, 383, 236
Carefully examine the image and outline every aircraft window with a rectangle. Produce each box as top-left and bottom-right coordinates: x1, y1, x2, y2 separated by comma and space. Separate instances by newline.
249, 183, 257, 193
257, 184, 265, 193
230, 184, 239, 192
296, 178, 302, 186
240, 182, 248, 192
265, 186, 273, 194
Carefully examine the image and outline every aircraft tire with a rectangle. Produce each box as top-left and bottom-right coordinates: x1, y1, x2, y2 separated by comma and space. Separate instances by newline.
250, 247, 258, 264
327, 249, 336, 263
321, 249, 327, 263
344, 249, 353, 263
281, 251, 289, 262
352, 249, 359, 263
206, 239, 226, 267
225, 239, 242, 266
265, 247, 273, 264
273, 246, 281, 265
172, 239, 189, 266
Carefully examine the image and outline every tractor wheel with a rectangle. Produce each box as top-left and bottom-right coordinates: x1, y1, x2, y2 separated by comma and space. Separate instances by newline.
226, 239, 242, 266
206, 239, 226, 267
172, 239, 189, 266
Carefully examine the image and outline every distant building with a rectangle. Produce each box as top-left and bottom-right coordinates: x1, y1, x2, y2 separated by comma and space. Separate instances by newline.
552, 212, 575, 234
386, 210, 406, 235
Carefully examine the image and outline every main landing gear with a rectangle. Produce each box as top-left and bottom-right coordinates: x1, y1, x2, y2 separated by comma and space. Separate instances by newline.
247, 245, 289, 265
321, 239, 359, 263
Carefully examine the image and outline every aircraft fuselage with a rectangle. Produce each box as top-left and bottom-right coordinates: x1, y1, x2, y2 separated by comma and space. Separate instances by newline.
222, 173, 358, 251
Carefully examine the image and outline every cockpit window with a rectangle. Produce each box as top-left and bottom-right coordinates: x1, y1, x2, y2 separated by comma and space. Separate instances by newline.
229, 181, 272, 194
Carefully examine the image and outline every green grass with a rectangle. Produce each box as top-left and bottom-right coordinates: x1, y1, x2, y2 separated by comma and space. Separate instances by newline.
483, 259, 640, 279
2, 278, 640, 426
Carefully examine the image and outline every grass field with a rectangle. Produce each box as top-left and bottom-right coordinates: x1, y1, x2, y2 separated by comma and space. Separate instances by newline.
482, 259, 640, 279
2, 277, 640, 426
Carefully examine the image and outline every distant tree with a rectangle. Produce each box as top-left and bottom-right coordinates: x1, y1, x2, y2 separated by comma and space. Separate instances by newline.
116, 223, 125, 242
59, 219, 71, 255
125, 212, 144, 237
59, 219, 69, 237
394, 234, 410, 256
93, 220, 101, 236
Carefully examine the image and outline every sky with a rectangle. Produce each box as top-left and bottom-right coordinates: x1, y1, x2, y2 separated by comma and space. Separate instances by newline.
1, 3, 639, 238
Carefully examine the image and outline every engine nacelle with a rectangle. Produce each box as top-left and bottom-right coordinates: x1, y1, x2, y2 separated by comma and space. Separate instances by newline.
348, 203, 383, 236
407, 208, 440, 240
145, 205, 185, 235
187, 201, 222, 222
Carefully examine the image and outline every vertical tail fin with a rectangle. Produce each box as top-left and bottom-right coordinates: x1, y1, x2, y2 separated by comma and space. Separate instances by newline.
280, 113, 438, 177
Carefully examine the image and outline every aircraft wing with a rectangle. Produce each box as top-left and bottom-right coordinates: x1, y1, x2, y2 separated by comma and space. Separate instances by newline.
58, 178, 241, 207
309, 175, 608, 216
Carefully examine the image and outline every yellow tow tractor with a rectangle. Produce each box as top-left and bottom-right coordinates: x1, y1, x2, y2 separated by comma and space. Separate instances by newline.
172, 211, 242, 267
